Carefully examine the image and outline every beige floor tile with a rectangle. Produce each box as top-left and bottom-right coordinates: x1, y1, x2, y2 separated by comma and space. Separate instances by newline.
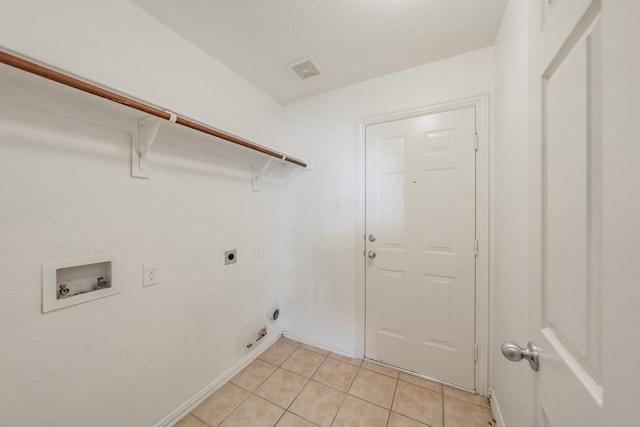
328, 352, 362, 367
173, 414, 209, 427
398, 373, 443, 393
230, 359, 277, 392
332, 395, 390, 427
348, 368, 397, 409
392, 381, 443, 427
443, 386, 490, 409
388, 412, 430, 427
255, 368, 309, 409
191, 383, 249, 427
312, 358, 359, 392
260, 341, 298, 366
181, 337, 489, 427
220, 395, 284, 427
281, 348, 326, 378
275, 411, 319, 427
443, 395, 494, 427
289, 381, 345, 427
300, 343, 330, 356
279, 336, 302, 346
361, 360, 400, 378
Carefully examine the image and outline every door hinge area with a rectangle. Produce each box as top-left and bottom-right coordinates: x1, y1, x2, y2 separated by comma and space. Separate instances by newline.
474, 344, 479, 361
474, 132, 478, 151
474, 240, 478, 256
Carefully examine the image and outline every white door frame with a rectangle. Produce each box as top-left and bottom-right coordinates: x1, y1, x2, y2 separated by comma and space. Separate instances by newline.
355, 94, 490, 394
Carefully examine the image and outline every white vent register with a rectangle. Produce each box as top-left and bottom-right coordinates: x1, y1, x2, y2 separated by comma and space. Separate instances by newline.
287, 57, 322, 80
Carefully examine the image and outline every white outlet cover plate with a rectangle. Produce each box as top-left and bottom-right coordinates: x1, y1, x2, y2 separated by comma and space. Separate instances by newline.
143, 263, 159, 287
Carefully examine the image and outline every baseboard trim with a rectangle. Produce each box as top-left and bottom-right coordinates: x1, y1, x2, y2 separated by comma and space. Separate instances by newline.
281, 329, 356, 358
154, 330, 282, 427
488, 388, 506, 427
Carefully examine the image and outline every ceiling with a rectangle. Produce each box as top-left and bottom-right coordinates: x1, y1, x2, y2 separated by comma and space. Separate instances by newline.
132, 0, 508, 104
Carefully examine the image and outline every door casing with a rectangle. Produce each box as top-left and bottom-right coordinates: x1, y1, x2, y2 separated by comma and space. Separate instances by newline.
355, 94, 490, 394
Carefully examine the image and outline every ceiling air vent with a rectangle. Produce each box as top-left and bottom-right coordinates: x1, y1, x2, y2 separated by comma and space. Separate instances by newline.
287, 57, 322, 80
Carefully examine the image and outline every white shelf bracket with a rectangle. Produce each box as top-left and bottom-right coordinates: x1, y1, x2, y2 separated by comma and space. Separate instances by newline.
286, 160, 313, 181
131, 111, 177, 179
252, 156, 275, 192
139, 116, 162, 160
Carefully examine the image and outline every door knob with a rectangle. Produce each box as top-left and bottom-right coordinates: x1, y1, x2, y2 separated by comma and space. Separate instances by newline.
368, 234, 377, 242
367, 250, 377, 259
501, 341, 539, 371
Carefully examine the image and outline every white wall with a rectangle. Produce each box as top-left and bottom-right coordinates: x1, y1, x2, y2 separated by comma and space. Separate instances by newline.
279, 47, 494, 353
0, 0, 284, 147
0, 1, 291, 426
490, 0, 533, 425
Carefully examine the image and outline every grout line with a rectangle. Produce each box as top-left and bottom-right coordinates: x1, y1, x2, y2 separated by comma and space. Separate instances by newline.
190, 413, 211, 427
389, 380, 440, 427
441, 386, 444, 425
252, 362, 280, 395
272, 410, 287, 426
287, 411, 320, 427
186, 338, 485, 427
305, 359, 359, 394
214, 386, 251, 427
345, 365, 360, 394
444, 393, 492, 411
385, 375, 400, 427
277, 345, 299, 366
309, 353, 329, 379
288, 409, 319, 427
279, 365, 313, 380
261, 341, 310, 412
229, 364, 277, 394
392, 410, 436, 427
277, 350, 327, 380
299, 342, 332, 356
329, 380, 349, 426
175, 336, 485, 427
359, 361, 400, 379
282, 365, 311, 410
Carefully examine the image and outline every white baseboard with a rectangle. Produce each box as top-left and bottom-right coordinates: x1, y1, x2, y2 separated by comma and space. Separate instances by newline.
154, 329, 282, 427
281, 329, 356, 358
488, 388, 506, 427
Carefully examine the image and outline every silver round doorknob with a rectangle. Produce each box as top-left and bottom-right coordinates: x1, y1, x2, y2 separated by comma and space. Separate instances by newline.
501, 342, 526, 361
367, 250, 377, 259
501, 341, 539, 371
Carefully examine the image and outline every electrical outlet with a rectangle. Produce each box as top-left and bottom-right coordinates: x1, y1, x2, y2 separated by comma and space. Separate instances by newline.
143, 264, 159, 287
225, 249, 237, 265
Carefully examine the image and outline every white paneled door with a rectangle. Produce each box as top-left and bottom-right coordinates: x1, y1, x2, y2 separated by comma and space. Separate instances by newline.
365, 107, 477, 389
527, 0, 603, 425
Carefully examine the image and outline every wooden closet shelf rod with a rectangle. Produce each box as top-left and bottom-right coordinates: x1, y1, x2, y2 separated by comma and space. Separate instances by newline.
0, 50, 307, 168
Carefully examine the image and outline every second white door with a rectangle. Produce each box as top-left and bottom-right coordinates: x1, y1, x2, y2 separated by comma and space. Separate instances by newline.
365, 107, 477, 389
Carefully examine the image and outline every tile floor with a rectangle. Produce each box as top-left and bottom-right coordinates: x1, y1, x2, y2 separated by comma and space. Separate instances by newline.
175, 337, 495, 427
